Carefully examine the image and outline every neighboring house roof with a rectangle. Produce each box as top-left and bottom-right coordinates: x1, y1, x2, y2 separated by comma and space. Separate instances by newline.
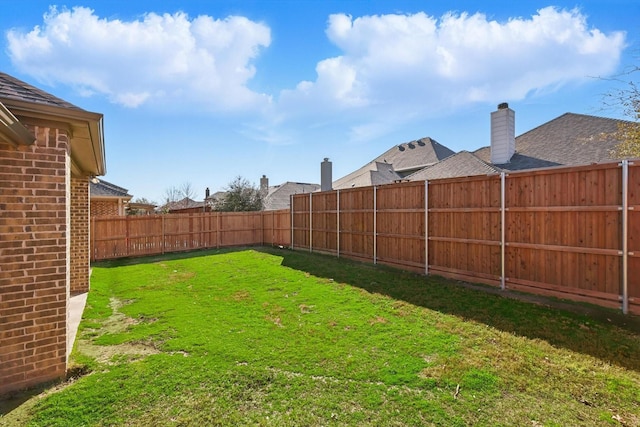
162, 197, 205, 212
406, 151, 499, 181
206, 191, 228, 202
90, 180, 132, 199
473, 113, 624, 171
264, 182, 320, 210
333, 161, 402, 190
350, 113, 636, 184
0, 72, 106, 176
373, 137, 456, 176
333, 137, 455, 189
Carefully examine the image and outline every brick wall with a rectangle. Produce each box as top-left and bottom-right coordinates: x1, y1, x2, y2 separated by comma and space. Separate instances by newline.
91, 199, 120, 217
0, 127, 70, 395
70, 177, 89, 294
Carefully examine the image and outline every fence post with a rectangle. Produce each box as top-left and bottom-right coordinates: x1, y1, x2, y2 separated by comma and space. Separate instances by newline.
309, 192, 313, 253
337, 190, 340, 258
425, 180, 429, 275
373, 186, 377, 265
290, 195, 294, 250
91, 216, 95, 262
216, 212, 220, 248
621, 160, 629, 314
126, 216, 131, 257
161, 215, 165, 255
500, 172, 506, 291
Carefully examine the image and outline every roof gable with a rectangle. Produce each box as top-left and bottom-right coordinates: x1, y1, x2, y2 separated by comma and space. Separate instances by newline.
333, 161, 401, 190
373, 137, 455, 174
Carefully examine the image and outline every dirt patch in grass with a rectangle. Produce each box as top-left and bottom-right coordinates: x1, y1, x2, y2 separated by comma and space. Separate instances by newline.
78, 297, 161, 365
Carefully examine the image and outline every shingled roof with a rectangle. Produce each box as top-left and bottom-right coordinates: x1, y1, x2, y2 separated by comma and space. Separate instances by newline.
473, 113, 624, 171
0, 72, 106, 176
90, 180, 132, 198
406, 151, 499, 181
162, 197, 205, 212
373, 137, 455, 176
264, 182, 320, 210
333, 137, 455, 189
0, 72, 81, 110
333, 161, 402, 190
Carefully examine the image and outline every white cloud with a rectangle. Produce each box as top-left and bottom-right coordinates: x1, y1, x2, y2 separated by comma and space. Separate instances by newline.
6, 6, 272, 111
279, 6, 626, 135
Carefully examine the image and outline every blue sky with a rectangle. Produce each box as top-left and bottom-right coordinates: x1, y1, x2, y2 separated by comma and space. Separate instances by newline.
1, 1, 638, 203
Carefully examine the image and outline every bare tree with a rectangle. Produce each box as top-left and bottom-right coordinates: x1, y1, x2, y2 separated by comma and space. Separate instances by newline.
212, 176, 263, 212
163, 185, 181, 204
600, 62, 640, 157
179, 181, 196, 202
162, 182, 197, 210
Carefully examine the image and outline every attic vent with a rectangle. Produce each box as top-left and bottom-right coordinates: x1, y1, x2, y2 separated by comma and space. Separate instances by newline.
408, 143, 415, 149
398, 145, 405, 151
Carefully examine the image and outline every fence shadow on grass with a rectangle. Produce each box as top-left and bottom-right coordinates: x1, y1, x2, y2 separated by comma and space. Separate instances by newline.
262, 247, 640, 373
90, 246, 640, 373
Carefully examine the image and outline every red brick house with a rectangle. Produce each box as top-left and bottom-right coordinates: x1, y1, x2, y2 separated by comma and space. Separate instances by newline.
0, 72, 106, 395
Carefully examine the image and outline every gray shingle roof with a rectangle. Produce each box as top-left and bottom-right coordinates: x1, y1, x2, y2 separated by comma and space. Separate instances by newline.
332, 161, 401, 190
373, 137, 455, 175
406, 151, 499, 181
473, 113, 625, 171
0, 72, 82, 110
334, 137, 455, 189
264, 182, 320, 210
90, 180, 132, 198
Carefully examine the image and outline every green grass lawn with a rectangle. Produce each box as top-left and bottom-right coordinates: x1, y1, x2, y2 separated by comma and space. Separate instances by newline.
2, 248, 639, 426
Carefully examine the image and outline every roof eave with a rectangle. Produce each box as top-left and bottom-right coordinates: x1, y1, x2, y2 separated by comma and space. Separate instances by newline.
0, 98, 106, 177
0, 101, 35, 146
91, 195, 133, 201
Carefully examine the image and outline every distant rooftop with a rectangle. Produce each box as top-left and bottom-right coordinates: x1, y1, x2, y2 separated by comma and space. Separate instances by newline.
90, 179, 132, 198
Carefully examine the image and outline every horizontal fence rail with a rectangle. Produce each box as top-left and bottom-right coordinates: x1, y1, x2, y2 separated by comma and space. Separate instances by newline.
292, 160, 639, 315
91, 210, 290, 261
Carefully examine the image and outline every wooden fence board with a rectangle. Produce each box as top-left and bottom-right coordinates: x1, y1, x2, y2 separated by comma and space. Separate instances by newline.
92, 210, 289, 261
261, 210, 291, 246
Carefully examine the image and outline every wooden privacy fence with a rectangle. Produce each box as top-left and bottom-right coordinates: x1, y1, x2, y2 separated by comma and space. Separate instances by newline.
91, 210, 290, 261
292, 160, 639, 315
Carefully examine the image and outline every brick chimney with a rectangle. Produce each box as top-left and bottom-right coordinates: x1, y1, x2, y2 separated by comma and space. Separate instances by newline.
260, 175, 269, 194
490, 102, 515, 164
